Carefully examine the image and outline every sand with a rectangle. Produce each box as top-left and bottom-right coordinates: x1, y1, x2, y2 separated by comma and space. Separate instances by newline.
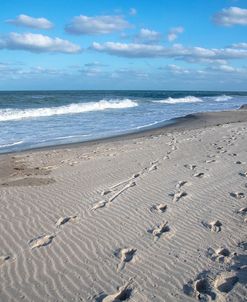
0, 108, 247, 301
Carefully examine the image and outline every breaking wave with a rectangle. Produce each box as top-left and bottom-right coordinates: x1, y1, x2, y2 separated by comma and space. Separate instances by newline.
0, 99, 138, 121
212, 95, 233, 102
153, 96, 202, 104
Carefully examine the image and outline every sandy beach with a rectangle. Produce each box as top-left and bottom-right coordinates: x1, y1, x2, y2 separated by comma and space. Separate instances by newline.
0, 107, 247, 302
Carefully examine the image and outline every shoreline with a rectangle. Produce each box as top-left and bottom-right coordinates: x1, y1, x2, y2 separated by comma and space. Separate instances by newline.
1, 106, 247, 156
0, 105, 247, 301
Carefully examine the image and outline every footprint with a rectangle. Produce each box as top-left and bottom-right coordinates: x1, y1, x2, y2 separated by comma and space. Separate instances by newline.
194, 278, 212, 300
175, 180, 187, 189
150, 203, 167, 213
115, 248, 136, 271
235, 161, 242, 164
29, 234, 55, 249
214, 272, 238, 293
101, 189, 111, 196
230, 192, 245, 199
229, 153, 237, 157
207, 247, 231, 263
206, 159, 216, 163
193, 172, 204, 178
237, 207, 247, 214
183, 274, 216, 300
215, 247, 230, 257
171, 191, 187, 202
202, 220, 222, 233
150, 221, 170, 238
184, 164, 196, 170
0, 255, 10, 266
101, 279, 133, 302
55, 215, 77, 227
148, 164, 157, 172
91, 200, 107, 211
239, 172, 247, 177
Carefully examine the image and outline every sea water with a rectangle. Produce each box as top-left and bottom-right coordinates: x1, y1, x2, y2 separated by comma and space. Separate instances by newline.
0, 90, 247, 153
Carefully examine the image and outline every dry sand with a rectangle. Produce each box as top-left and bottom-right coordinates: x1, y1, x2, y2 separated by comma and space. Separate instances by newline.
0, 108, 247, 301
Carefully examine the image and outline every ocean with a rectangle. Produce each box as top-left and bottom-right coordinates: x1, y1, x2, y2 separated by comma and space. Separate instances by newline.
0, 90, 247, 154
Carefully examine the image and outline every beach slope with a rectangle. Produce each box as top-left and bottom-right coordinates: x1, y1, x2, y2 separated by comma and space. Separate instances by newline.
0, 108, 247, 301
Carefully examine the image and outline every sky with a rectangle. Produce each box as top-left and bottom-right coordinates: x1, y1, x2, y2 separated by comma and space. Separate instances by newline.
0, 0, 247, 91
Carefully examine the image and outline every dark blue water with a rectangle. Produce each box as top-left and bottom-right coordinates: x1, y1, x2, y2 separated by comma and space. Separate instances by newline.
0, 90, 247, 153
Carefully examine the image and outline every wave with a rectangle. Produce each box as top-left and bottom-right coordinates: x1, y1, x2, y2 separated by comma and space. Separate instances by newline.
0, 99, 138, 122
153, 96, 202, 104
212, 95, 233, 102
0, 141, 23, 148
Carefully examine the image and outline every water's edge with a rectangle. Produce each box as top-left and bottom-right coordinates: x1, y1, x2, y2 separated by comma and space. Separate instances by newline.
1, 106, 246, 156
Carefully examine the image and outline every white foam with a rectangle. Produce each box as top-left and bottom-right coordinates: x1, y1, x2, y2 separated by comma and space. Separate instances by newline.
0, 99, 138, 122
0, 141, 24, 148
213, 95, 233, 102
153, 96, 202, 104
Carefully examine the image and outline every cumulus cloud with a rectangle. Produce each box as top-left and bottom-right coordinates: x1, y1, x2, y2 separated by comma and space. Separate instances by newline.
167, 27, 184, 42
91, 41, 247, 61
65, 15, 130, 35
213, 7, 247, 26
6, 14, 53, 29
136, 28, 161, 43
0, 32, 81, 53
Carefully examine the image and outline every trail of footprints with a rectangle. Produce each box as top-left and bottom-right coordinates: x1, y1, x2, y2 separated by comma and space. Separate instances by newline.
184, 133, 247, 300
1, 131, 247, 301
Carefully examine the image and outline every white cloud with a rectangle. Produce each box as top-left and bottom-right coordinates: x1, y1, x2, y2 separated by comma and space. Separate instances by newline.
166, 64, 190, 74
0, 33, 81, 53
136, 28, 161, 43
65, 15, 130, 35
231, 42, 247, 49
167, 27, 184, 42
91, 41, 247, 61
208, 64, 245, 73
213, 7, 247, 26
129, 8, 137, 16
6, 14, 53, 29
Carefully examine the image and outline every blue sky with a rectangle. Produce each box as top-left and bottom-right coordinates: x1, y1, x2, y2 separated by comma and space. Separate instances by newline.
0, 0, 247, 90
